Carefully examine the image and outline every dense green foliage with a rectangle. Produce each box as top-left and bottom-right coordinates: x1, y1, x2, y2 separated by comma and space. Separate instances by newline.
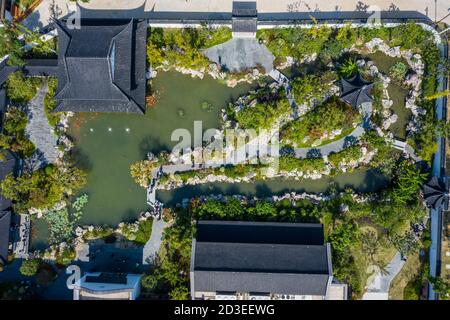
234, 88, 291, 130
147, 26, 231, 69
141, 210, 193, 299
328, 145, 363, 167
1, 164, 87, 213
338, 58, 359, 78
43, 78, 61, 127
389, 61, 409, 84
19, 259, 40, 276
121, 218, 153, 245
6, 71, 40, 104
0, 106, 35, 157
290, 71, 337, 105
281, 96, 360, 147
279, 154, 325, 172
0, 23, 26, 66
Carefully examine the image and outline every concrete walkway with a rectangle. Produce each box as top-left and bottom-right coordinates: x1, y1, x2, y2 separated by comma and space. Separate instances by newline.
25, 81, 58, 167
204, 38, 275, 73
362, 251, 406, 300
142, 218, 168, 265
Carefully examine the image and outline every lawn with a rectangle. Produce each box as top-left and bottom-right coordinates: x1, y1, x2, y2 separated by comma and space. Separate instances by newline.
389, 251, 421, 300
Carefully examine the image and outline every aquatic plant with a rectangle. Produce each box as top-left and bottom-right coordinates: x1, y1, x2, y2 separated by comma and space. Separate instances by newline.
200, 101, 213, 112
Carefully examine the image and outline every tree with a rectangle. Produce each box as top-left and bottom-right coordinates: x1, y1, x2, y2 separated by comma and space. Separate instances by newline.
429, 277, 450, 300
329, 221, 359, 253
6, 71, 40, 103
361, 230, 379, 261
390, 162, 428, 205
0, 21, 25, 66
169, 286, 190, 300
19, 259, 40, 276
338, 58, 358, 78
389, 61, 409, 84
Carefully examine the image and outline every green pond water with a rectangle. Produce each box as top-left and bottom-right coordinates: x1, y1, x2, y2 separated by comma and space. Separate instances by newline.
31, 71, 391, 249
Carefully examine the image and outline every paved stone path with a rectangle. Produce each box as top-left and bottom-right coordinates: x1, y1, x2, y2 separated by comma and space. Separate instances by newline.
142, 218, 169, 265
204, 38, 275, 73
25, 81, 58, 167
362, 251, 406, 300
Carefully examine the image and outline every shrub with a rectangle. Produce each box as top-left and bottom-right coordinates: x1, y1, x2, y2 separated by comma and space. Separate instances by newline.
389, 61, 409, 84
1, 165, 87, 213
147, 26, 231, 70
291, 71, 337, 105
6, 71, 40, 103
55, 247, 76, 266
279, 155, 325, 172
235, 88, 291, 130
339, 58, 359, 78
281, 96, 360, 147
0, 106, 35, 157
43, 77, 61, 127
19, 259, 40, 276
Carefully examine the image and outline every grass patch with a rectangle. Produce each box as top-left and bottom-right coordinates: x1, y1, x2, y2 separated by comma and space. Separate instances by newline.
134, 218, 153, 245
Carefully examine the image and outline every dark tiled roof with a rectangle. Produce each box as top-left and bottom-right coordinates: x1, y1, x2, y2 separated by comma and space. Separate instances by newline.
192, 221, 332, 296
194, 271, 330, 296
0, 151, 16, 212
85, 272, 128, 284
232, 18, 257, 33
232, 1, 257, 17
53, 19, 147, 114
196, 220, 324, 245
195, 242, 329, 274
0, 88, 6, 115
423, 177, 450, 210
339, 73, 374, 107
0, 211, 11, 264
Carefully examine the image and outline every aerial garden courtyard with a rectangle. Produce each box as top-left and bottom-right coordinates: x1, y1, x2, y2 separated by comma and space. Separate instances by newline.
0, 21, 448, 300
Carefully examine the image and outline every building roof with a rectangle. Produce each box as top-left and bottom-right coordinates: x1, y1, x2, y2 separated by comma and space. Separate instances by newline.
339, 73, 374, 108
0, 150, 16, 212
196, 220, 324, 245
423, 177, 450, 211
53, 19, 147, 114
0, 211, 11, 265
232, 1, 257, 17
85, 273, 128, 285
75, 272, 141, 292
192, 220, 332, 296
232, 18, 257, 33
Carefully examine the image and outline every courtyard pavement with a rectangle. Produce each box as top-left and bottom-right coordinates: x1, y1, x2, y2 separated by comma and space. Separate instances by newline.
25, 81, 58, 167
142, 218, 169, 265
204, 38, 274, 73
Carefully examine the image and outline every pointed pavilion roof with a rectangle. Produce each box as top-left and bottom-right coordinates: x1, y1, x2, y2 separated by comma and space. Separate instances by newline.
423, 177, 450, 211
339, 73, 374, 108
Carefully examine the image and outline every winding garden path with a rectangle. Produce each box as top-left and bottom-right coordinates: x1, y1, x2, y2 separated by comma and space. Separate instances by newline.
362, 251, 406, 300
25, 80, 58, 167
142, 218, 169, 265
